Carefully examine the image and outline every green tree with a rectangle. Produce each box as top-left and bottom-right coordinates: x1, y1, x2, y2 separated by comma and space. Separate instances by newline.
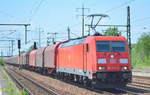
28, 45, 35, 52
103, 27, 121, 36
20, 51, 26, 54
136, 33, 150, 59
132, 32, 150, 67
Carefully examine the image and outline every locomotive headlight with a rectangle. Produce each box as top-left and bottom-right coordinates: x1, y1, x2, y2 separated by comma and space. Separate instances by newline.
110, 54, 114, 58
99, 66, 106, 70
98, 58, 106, 64
122, 66, 128, 70
120, 59, 128, 64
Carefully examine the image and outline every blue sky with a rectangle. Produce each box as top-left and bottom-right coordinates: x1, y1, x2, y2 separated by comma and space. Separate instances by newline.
0, 0, 150, 55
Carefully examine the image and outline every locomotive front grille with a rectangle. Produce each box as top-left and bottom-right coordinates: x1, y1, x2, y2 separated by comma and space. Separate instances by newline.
96, 71, 132, 83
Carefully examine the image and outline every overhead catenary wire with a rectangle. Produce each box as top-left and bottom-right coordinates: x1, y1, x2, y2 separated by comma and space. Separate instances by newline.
0, 31, 16, 38
0, 10, 23, 22
131, 22, 150, 28
0, 10, 25, 42
70, 31, 80, 37
80, 1, 135, 36
104, 0, 135, 13
46, 22, 81, 38
131, 16, 150, 27
27, 0, 45, 23
131, 17, 150, 23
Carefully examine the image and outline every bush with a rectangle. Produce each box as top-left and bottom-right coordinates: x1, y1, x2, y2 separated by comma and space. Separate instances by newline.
0, 58, 4, 66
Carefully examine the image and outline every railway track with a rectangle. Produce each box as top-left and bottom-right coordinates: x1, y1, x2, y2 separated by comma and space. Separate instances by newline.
133, 75, 150, 80
115, 87, 139, 95
5, 65, 150, 95
100, 76, 150, 95
130, 82, 150, 89
6, 65, 116, 95
57, 78, 115, 95
5, 67, 59, 95
57, 76, 141, 95
131, 75, 150, 89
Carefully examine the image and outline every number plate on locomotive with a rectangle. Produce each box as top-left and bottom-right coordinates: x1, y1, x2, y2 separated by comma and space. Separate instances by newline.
110, 59, 117, 63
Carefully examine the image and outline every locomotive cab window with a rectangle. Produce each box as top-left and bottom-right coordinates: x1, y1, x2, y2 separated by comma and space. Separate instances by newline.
96, 41, 110, 52
111, 41, 126, 52
96, 41, 126, 52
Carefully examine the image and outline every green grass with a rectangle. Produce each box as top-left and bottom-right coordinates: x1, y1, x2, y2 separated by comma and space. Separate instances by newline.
133, 62, 150, 68
0, 58, 4, 66
0, 66, 29, 95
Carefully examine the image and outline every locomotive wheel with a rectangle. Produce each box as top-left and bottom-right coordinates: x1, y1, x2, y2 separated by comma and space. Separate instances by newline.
82, 77, 88, 86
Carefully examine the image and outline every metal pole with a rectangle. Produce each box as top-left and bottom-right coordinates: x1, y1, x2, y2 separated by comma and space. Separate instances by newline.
52, 38, 55, 44
67, 27, 71, 40
18, 40, 21, 69
88, 25, 90, 36
76, 5, 89, 38
39, 28, 41, 48
82, 4, 84, 37
1, 51, 2, 58
53, 32, 58, 44
19, 48, 21, 69
11, 40, 13, 56
25, 25, 27, 44
127, 6, 131, 55
8, 45, 11, 56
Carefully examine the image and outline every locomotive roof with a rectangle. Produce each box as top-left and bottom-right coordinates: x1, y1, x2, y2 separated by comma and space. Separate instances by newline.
62, 36, 127, 43
94, 36, 127, 41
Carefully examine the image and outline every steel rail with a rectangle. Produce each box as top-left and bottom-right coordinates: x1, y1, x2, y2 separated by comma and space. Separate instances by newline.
129, 82, 150, 89
5, 67, 59, 95
5, 68, 34, 95
133, 75, 150, 80
115, 87, 139, 95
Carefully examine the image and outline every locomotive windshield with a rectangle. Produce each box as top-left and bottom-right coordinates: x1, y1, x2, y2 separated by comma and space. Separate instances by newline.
96, 41, 126, 52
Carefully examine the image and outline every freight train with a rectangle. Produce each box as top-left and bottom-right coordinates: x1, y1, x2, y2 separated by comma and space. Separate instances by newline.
5, 35, 132, 88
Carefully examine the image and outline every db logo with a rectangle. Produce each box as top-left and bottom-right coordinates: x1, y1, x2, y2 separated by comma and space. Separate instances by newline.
108, 67, 118, 69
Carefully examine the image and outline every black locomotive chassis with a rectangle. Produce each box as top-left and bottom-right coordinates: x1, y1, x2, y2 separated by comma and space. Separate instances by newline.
93, 71, 132, 88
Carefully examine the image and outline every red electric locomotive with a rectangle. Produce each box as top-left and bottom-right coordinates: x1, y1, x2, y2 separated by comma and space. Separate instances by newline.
57, 36, 132, 88
5, 35, 132, 88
